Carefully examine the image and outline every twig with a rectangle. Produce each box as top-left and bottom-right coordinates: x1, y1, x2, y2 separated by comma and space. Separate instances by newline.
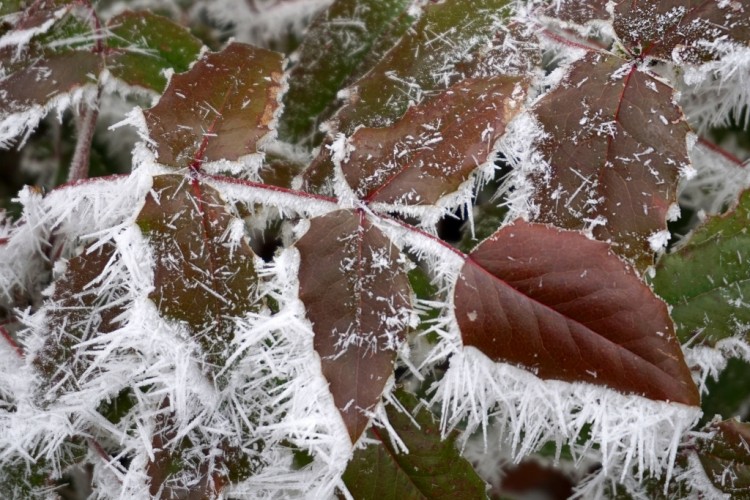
67, 86, 102, 183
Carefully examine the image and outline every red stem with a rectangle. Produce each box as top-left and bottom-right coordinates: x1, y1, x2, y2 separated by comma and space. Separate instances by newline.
0, 325, 24, 359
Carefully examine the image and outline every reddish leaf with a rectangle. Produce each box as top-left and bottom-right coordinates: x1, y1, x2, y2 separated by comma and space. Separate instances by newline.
33, 243, 125, 395
454, 220, 699, 406
144, 42, 283, 170
296, 209, 412, 443
552, 0, 610, 25
342, 76, 525, 206
613, 0, 750, 63
696, 419, 750, 494
136, 175, 260, 371
533, 52, 690, 270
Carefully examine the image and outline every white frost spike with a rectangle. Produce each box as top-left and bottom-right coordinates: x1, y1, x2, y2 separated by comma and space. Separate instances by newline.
683, 337, 750, 395
433, 347, 701, 484
648, 229, 671, 252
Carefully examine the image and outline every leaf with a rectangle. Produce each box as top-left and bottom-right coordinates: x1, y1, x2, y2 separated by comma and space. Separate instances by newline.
0, 3, 100, 120
532, 52, 691, 270
331, 0, 513, 134
342, 388, 487, 499
695, 419, 750, 494
295, 209, 412, 443
143, 42, 283, 170
613, 0, 750, 63
32, 243, 125, 396
652, 188, 750, 346
136, 174, 261, 372
106, 11, 203, 93
278, 0, 412, 144
341, 76, 525, 206
454, 219, 699, 406
552, 0, 610, 25
700, 358, 750, 425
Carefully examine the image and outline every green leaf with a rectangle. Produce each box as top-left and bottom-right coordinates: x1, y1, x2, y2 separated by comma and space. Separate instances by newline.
696, 419, 750, 495
278, 0, 412, 144
700, 358, 750, 425
532, 52, 690, 271
106, 10, 203, 93
652, 189, 750, 346
136, 174, 261, 373
331, 0, 514, 134
342, 388, 488, 499
144, 42, 284, 171
454, 219, 699, 406
295, 209, 413, 443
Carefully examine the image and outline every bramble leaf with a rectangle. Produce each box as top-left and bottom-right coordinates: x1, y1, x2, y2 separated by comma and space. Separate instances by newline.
532, 52, 691, 270
341, 76, 525, 206
613, 0, 750, 63
454, 219, 699, 406
136, 174, 261, 372
295, 209, 412, 443
342, 388, 487, 499
144, 42, 283, 171
278, 0, 411, 144
331, 0, 514, 134
106, 10, 203, 93
695, 419, 750, 494
652, 189, 750, 346
552, 0, 610, 25
32, 243, 125, 396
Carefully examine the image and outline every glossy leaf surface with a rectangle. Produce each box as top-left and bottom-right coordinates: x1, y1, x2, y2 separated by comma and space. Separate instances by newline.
342, 76, 524, 205
296, 209, 412, 442
144, 42, 283, 169
342, 389, 487, 499
613, 0, 750, 63
652, 189, 750, 346
332, 0, 512, 134
454, 220, 699, 406
106, 10, 203, 92
137, 175, 260, 370
278, 0, 411, 143
696, 419, 750, 494
533, 52, 690, 270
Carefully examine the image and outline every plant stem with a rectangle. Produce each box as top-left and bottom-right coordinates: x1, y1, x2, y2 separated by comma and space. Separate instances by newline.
68, 87, 102, 183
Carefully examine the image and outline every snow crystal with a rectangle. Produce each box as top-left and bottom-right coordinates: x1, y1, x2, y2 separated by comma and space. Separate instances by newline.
647, 229, 671, 252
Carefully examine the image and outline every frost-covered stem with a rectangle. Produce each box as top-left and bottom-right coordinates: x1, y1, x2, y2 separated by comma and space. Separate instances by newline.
538, 27, 600, 52
0, 325, 23, 358
698, 136, 747, 167
88, 438, 124, 482
68, 87, 102, 183
204, 173, 338, 203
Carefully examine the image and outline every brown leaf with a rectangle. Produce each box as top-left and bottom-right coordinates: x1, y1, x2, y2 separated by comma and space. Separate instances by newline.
613, 0, 750, 63
32, 243, 125, 395
136, 175, 260, 372
144, 42, 283, 170
532, 52, 690, 270
696, 419, 750, 494
454, 220, 699, 407
296, 209, 412, 443
342, 76, 525, 206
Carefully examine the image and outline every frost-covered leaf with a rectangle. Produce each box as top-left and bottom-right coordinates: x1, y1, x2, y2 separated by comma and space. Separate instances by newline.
32, 243, 125, 396
532, 52, 690, 270
341, 76, 524, 206
700, 358, 750, 424
296, 209, 412, 443
552, 0, 610, 25
342, 388, 487, 498
144, 42, 283, 170
454, 219, 699, 406
136, 174, 261, 372
331, 0, 513, 134
613, 0, 750, 63
652, 189, 750, 346
278, 0, 411, 144
695, 419, 750, 494
0, 2, 101, 145
106, 10, 202, 92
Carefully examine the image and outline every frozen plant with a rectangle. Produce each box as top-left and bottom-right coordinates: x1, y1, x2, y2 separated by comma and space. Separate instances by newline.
0, 0, 749, 498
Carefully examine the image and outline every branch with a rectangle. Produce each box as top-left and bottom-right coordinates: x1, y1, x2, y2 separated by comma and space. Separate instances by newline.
67, 86, 102, 183
0, 324, 23, 359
